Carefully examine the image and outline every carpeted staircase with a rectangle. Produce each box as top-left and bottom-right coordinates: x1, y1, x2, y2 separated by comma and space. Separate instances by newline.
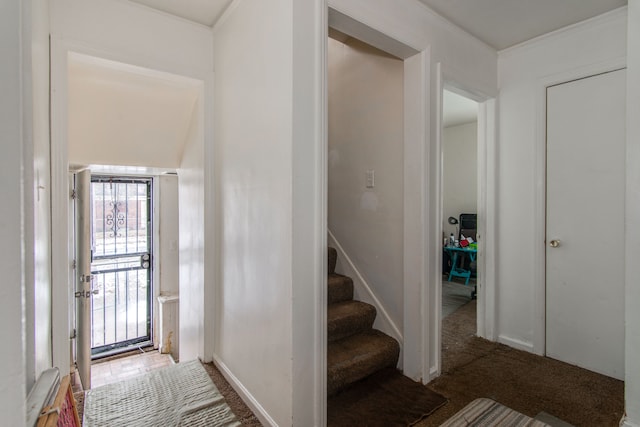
327, 247, 400, 396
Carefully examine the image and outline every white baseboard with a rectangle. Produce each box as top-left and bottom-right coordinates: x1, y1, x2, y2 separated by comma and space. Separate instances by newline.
327, 230, 403, 348
497, 334, 534, 353
212, 354, 277, 427
620, 417, 640, 427
428, 366, 439, 382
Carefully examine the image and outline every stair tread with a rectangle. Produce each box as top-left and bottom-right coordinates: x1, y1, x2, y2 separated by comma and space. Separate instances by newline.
328, 329, 399, 367
328, 301, 376, 342
328, 300, 375, 320
327, 330, 400, 395
328, 273, 350, 284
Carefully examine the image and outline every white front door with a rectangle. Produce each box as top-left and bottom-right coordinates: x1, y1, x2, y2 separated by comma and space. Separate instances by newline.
75, 170, 92, 389
546, 69, 626, 380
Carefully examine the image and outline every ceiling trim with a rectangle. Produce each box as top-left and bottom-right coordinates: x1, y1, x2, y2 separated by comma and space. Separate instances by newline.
122, 0, 215, 29
498, 5, 627, 55
410, 0, 497, 53
212, 0, 243, 32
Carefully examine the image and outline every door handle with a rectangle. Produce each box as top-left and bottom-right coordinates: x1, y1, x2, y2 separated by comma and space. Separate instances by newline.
75, 290, 98, 298
549, 239, 561, 248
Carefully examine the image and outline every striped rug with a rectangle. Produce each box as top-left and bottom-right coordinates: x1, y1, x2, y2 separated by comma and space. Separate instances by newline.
440, 398, 550, 427
83, 360, 240, 426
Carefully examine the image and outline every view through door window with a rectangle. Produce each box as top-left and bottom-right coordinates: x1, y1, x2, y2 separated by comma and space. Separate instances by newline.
90, 177, 152, 356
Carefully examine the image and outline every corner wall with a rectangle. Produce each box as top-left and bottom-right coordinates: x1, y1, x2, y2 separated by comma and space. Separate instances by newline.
624, 1, 640, 425
30, 0, 53, 390
213, 2, 294, 425
178, 99, 205, 361
496, 9, 627, 351
0, 0, 28, 424
212, 0, 325, 424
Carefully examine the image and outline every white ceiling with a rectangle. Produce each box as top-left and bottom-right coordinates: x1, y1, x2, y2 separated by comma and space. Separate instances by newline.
130, 0, 232, 27
418, 0, 627, 50
129, 0, 626, 50
120, 0, 625, 133
68, 54, 200, 169
443, 90, 477, 128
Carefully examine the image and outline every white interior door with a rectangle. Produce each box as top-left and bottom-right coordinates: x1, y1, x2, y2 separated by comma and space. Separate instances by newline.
546, 69, 626, 380
75, 170, 92, 389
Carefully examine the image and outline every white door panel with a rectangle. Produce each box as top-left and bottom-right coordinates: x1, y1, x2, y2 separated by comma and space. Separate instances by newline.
546, 69, 626, 380
75, 170, 92, 389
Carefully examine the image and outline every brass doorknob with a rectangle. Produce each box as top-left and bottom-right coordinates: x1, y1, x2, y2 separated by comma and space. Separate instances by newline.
549, 239, 561, 248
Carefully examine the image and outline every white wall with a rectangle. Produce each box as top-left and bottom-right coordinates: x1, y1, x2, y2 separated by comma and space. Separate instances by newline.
213, 2, 294, 425
50, 0, 214, 375
496, 9, 627, 352
328, 37, 405, 333
178, 100, 205, 362
29, 0, 53, 390
0, 0, 27, 423
67, 56, 199, 169
442, 122, 477, 237
21, 0, 37, 390
50, 0, 213, 80
624, 1, 640, 425
212, 0, 326, 424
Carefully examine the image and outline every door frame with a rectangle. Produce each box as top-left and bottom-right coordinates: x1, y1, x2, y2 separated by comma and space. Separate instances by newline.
434, 63, 498, 376
327, 8, 498, 382
532, 56, 627, 355
327, 8, 432, 380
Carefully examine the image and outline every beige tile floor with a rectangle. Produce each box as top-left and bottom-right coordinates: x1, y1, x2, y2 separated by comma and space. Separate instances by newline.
91, 349, 173, 388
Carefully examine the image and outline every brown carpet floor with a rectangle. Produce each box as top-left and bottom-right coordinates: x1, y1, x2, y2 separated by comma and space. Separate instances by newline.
72, 301, 624, 427
74, 361, 261, 426
417, 300, 625, 427
328, 367, 447, 426
201, 362, 262, 426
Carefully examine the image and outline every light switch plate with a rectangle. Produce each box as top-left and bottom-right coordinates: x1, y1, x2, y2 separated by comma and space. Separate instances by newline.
366, 170, 375, 188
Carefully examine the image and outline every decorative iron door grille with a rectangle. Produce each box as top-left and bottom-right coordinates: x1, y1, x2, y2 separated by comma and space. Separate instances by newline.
90, 176, 152, 356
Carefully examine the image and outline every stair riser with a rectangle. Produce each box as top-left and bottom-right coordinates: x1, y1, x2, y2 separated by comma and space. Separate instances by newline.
327, 301, 376, 342
328, 247, 337, 274
327, 337, 400, 396
328, 310, 376, 342
328, 274, 353, 304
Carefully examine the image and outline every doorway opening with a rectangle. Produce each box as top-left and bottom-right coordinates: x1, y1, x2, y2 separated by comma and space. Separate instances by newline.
441, 89, 479, 319
89, 176, 153, 358
439, 88, 480, 368
326, 28, 405, 340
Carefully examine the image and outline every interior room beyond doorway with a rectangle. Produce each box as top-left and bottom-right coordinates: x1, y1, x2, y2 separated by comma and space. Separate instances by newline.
441, 89, 479, 320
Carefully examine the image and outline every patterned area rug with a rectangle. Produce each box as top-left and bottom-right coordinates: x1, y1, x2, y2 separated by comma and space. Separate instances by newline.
440, 398, 550, 427
82, 360, 240, 426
